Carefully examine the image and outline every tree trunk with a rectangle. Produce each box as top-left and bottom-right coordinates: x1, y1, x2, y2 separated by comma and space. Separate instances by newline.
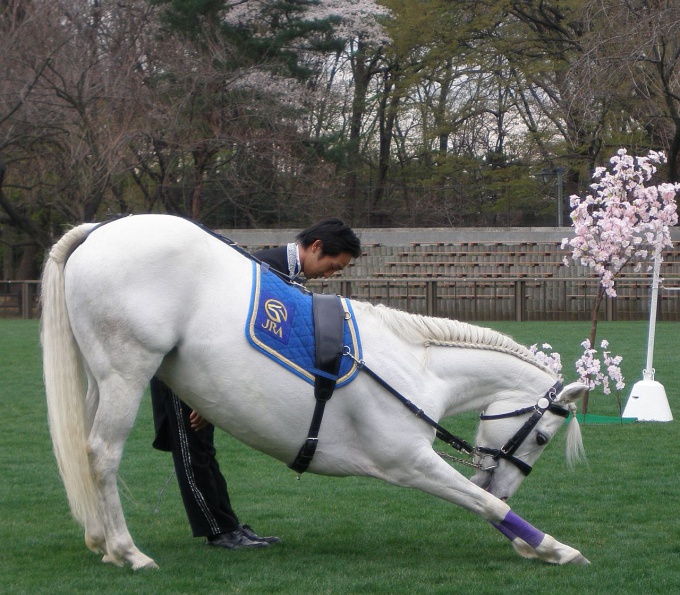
371, 67, 400, 220
345, 42, 368, 224
582, 285, 606, 414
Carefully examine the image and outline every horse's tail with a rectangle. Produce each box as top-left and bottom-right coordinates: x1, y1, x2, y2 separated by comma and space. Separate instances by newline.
41, 223, 100, 528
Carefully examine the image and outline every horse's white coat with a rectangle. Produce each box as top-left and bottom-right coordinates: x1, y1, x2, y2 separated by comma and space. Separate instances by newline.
41, 214, 588, 569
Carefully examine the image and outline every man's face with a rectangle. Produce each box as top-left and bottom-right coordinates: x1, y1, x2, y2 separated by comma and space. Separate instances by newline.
302, 240, 353, 279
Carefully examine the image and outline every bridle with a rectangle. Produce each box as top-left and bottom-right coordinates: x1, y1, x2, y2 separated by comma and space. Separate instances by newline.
346, 347, 568, 477
476, 380, 568, 476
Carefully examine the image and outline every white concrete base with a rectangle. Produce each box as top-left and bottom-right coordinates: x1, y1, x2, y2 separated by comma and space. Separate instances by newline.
622, 380, 673, 422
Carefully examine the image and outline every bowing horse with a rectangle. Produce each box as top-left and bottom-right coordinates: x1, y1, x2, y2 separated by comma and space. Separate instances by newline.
41, 214, 589, 570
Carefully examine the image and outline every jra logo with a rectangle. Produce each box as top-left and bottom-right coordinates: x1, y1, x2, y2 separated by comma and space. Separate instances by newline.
258, 297, 293, 343
264, 299, 287, 324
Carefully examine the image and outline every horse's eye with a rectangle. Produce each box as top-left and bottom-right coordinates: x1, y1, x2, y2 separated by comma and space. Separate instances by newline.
536, 432, 549, 446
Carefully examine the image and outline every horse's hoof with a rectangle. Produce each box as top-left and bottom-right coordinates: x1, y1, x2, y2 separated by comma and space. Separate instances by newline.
568, 553, 590, 565
133, 559, 159, 571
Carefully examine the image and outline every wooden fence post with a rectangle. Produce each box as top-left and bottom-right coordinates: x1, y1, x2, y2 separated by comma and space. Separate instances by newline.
21, 282, 33, 319
514, 280, 526, 321
426, 280, 437, 317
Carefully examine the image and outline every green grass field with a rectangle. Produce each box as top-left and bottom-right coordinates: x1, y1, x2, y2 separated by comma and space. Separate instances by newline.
1, 318, 679, 594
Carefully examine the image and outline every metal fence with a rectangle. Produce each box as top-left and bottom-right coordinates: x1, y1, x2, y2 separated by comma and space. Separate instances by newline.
3, 277, 679, 322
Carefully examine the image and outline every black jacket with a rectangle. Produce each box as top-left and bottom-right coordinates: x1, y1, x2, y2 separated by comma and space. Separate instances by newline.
253, 245, 297, 279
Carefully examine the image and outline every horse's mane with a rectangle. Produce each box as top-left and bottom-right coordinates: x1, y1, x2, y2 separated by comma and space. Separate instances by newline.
351, 301, 555, 376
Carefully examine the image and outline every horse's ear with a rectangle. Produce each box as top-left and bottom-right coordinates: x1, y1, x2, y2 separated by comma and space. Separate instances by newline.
556, 382, 589, 405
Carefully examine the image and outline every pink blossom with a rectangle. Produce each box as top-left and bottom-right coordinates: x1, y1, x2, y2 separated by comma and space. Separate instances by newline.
574, 339, 625, 395
563, 149, 679, 298
224, 0, 390, 45
529, 343, 563, 375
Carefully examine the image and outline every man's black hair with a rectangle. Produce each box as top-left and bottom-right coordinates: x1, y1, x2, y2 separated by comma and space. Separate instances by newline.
296, 218, 361, 258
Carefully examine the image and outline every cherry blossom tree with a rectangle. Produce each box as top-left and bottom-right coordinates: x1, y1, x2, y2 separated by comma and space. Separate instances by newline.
224, 0, 389, 47
146, 0, 391, 223
530, 341, 625, 417
562, 148, 679, 411
574, 339, 625, 415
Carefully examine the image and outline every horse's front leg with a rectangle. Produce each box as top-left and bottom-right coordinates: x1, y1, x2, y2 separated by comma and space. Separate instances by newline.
492, 511, 590, 565
375, 443, 588, 565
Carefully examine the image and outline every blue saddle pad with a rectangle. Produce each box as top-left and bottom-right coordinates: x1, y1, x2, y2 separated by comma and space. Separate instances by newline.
245, 262, 361, 387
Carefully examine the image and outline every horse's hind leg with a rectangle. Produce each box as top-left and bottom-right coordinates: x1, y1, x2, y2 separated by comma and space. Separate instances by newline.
87, 373, 158, 570
81, 369, 107, 556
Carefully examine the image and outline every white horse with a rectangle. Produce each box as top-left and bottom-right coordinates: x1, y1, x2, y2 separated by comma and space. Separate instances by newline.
41, 214, 589, 570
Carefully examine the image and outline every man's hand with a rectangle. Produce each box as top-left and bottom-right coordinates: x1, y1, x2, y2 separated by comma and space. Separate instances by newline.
189, 410, 209, 431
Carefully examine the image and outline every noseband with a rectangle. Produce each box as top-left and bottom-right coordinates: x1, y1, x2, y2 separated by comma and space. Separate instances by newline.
476, 381, 568, 476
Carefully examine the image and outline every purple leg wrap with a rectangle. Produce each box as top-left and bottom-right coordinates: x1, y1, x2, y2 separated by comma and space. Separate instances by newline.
497, 510, 544, 549
492, 521, 517, 542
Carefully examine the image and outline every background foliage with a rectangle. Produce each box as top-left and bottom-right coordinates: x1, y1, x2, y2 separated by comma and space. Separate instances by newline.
2, 0, 680, 278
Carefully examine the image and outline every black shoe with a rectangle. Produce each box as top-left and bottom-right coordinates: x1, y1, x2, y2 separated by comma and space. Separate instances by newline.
206, 529, 269, 549
239, 523, 281, 545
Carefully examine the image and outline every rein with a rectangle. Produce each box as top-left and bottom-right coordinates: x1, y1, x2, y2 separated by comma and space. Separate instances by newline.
344, 347, 567, 475
343, 347, 476, 456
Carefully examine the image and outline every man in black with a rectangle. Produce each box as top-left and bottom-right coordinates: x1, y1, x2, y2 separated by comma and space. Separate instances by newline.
151, 218, 361, 549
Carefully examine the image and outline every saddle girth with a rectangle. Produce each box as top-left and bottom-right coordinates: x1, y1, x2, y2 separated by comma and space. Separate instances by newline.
289, 293, 345, 474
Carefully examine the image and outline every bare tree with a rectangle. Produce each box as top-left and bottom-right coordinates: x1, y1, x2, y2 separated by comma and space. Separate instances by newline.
573, 0, 680, 181
0, 0, 160, 278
